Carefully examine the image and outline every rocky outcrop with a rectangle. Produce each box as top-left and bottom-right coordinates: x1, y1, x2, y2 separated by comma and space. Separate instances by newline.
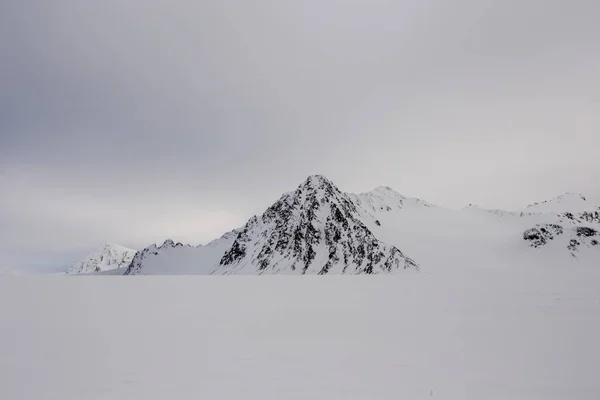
524, 224, 599, 253
523, 224, 564, 248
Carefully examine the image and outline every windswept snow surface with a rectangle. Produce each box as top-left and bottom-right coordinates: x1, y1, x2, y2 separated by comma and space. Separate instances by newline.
1, 271, 600, 399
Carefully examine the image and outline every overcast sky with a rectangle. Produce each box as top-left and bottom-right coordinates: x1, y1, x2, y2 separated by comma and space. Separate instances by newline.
1, 0, 599, 272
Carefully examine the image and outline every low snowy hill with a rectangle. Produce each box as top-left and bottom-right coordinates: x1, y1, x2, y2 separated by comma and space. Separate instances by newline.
68, 244, 136, 274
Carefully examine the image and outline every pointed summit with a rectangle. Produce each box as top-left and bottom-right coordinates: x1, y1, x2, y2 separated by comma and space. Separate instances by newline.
302, 174, 332, 185
216, 175, 418, 275
297, 174, 338, 195
159, 239, 178, 249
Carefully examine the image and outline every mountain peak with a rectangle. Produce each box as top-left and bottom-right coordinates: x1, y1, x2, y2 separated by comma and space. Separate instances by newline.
557, 192, 587, 202
216, 175, 418, 274
101, 243, 130, 252
526, 192, 589, 213
68, 244, 136, 274
160, 239, 176, 249
370, 186, 407, 199
373, 186, 396, 193
298, 174, 336, 191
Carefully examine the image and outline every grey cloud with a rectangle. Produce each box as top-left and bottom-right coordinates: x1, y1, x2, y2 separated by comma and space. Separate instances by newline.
1, 0, 599, 270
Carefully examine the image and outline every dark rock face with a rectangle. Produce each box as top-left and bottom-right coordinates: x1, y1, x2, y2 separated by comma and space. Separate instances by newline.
567, 226, 599, 252
523, 224, 564, 248
579, 211, 600, 224
524, 223, 599, 253
559, 211, 600, 225
218, 175, 418, 274
568, 239, 581, 252
576, 227, 598, 238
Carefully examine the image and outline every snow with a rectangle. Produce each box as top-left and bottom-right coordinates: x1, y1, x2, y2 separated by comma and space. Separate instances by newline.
524, 192, 592, 213
1, 270, 599, 399
123, 233, 239, 275
68, 244, 136, 274
6, 176, 600, 398
214, 176, 417, 275
362, 202, 599, 272
105, 176, 599, 275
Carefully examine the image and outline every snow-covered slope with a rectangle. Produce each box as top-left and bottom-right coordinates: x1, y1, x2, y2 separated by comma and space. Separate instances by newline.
123, 231, 240, 275
523, 221, 599, 259
515, 195, 600, 259
68, 244, 136, 274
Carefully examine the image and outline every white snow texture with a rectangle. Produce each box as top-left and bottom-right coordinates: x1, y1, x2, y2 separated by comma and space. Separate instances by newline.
1, 271, 599, 399
5, 175, 599, 399
68, 174, 599, 275
68, 244, 136, 274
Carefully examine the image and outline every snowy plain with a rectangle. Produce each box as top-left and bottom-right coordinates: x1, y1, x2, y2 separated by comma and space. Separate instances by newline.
2, 269, 600, 400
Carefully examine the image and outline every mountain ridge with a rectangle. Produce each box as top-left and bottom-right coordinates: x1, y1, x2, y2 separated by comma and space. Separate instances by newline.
68, 175, 599, 275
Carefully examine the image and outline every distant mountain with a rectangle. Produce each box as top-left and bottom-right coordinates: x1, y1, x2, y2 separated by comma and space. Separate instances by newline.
68, 244, 136, 274
69, 176, 600, 275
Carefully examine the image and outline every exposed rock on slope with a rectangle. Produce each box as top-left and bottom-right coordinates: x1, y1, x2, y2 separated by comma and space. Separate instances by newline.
521, 192, 600, 256
524, 223, 599, 255
215, 175, 418, 275
568, 227, 599, 252
523, 224, 564, 248
68, 244, 136, 274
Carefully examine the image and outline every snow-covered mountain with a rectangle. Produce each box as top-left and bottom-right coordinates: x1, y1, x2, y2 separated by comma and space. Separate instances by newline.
215, 175, 417, 275
123, 231, 239, 275
70, 176, 600, 275
68, 244, 136, 274
123, 176, 417, 275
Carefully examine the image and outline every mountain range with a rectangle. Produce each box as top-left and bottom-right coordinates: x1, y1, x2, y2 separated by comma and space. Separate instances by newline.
69, 175, 599, 275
